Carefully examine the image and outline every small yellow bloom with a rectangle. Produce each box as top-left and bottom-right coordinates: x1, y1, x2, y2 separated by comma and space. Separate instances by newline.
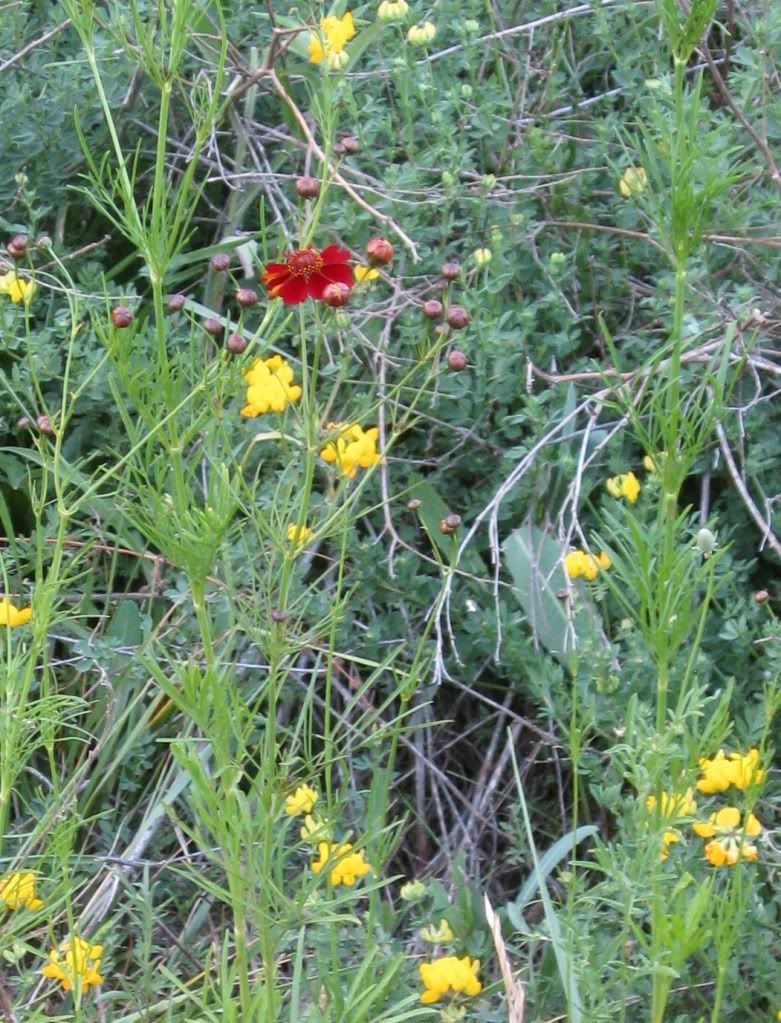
0, 271, 36, 304
287, 523, 315, 551
320, 422, 382, 479
420, 918, 454, 943
642, 451, 667, 475
645, 789, 696, 860
41, 936, 103, 994
241, 355, 302, 416
697, 748, 765, 794
606, 471, 640, 504
354, 264, 380, 284
692, 806, 762, 867
419, 955, 482, 1004
563, 550, 610, 581
299, 813, 330, 844
407, 21, 436, 45
619, 166, 648, 197
311, 841, 371, 887
309, 12, 355, 66
0, 599, 32, 628
0, 872, 43, 911
472, 247, 492, 267
378, 0, 409, 21
285, 784, 318, 816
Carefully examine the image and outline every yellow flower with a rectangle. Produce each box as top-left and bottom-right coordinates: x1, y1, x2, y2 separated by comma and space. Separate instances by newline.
240, 355, 302, 416
41, 936, 104, 993
407, 21, 436, 45
419, 955, 482, 1004
472, 247, 492, 267
692, 806, 762, 867
0, 872, 43, 911
320, 422, 381, 479
354, 264, 380, 284
285, 784, 318, 816
619, 166, 648, 197
309, 12, 355, 66
563, 550, 611, 581
606, 471, 640, 504
642, 451, 666, 475
0, 599, 32, 628
697, 749, 765, 794
378, 0, 409, 21
420, 918, 454, 943
0, 271, 36, 304
287, 523, 315, 551
299, 813, 330, 844
645, 789, 696, 860
311, 841, 371, 886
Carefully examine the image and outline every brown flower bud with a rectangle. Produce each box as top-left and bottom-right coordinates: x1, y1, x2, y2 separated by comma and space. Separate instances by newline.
296, 175, 321, 199
111, 306, 134, 328
332, 141, 346, 156
406, 498, 422, 511
7, 234, 28, 259
423, 299, 443, 320
322, 282, 351, 308
270, 609, 288, 623
235, 288, 258, 308
340, 134, 360, 154
226, 333, 248, 354
366, 237, 394, 267
167, 293, 186, 313
446, 305, 470, 330
210, 252, 230, 272
439, 513, 462, 535
203, 318, 223, 337
16, 416, 30, 431
36, 414, 53, 434
447, 349, 468, 372
441, 261, 460, 281
753, 589, 769, 604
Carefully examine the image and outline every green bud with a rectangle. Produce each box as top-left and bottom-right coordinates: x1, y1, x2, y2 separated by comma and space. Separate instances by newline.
481, 173, 497, 192
441, 170, 455, 188
400, 879, 427, 902
695, 527, 717, 558
463, 19, 479, 34
460, 83, 473, 99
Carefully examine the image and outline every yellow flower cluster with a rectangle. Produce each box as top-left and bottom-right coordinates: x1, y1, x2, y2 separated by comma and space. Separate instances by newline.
419, 955, 482, 1004
42, 936, 104, 993
0, 599, 32, 628
309, 12, 355, 69
378, 0, 409, 21
311, 841, 371, 887
564, 549, 611, 581
241, 355, 302, 417
287, 523, 314, 551
407, 21, 436, 45
0, 871, 43, 911
619, 165, 648, 197
696, 748, 765, 793
420, 918, 453, 943
320, 422, 381, 479
693, 806, 762, 867
285, 783, 318, 816
645, 789, 697, 860
0, 271, 35, 304
606, 471, 640, 504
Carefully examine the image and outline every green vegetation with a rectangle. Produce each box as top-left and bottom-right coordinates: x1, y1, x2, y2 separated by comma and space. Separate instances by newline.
0, 1, 779, 1020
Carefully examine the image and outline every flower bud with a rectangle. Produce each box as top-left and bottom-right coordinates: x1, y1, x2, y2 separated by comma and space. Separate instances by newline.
446, 305, 470, 330
378, 0, 409, 21
407, 21, 436, 45
441, 170, 455, 188
111, 306, 134, 328
439, 513, 461, 535
226, 333, 248, 354
422, 299, 443, 319
406, 498, 422, 511
203, 318, 223, 337
400, 879, 426, 902
271, 609, 288, 623
36, 234, 52, 251
440, 261, 460, 280
322, 282, 351, 307
753, 589, 769, 604
339, 134, 360, 154
472, 247, 492, 267
460, 84, 473, 100
463, 19, 480, 34
235, 288, 258, 308
366, 237, 394, 267
332, 141, 346, 156
481, 173, 497, 192
16, 416, 30, 431
447, 350, 468, 372
6, 234, 28, 260
36, 414, 53, 434
210, 252, 230, 272
695, 527, 717, 558
296, 175, 321, 199
167, 293, 186, 313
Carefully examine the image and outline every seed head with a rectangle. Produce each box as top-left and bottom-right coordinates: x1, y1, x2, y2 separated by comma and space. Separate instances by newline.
422, 299, 443, 319
446, 305, 470, 330
210, 252, 230, 272
366, 237, 394, 267
322, 282, 351, 307
440, 261, 460, 281
296, 175, 321, 199
167, 293, 186, 313
235, 288, 258, 308
111, 306, 134, 328
447, 350, 468, 371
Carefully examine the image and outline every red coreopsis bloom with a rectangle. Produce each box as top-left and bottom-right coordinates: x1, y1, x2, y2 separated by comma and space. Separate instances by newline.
260, 245, 353, 305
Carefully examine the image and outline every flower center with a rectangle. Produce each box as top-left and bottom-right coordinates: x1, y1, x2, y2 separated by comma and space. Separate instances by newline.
287, 248, 324, 277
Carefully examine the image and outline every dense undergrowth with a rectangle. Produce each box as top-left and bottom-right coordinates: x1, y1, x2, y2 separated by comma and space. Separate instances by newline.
0, 1, 779, 1021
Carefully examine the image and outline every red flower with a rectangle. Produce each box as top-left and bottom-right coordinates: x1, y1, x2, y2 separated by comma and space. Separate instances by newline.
260, 245, 353, 305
